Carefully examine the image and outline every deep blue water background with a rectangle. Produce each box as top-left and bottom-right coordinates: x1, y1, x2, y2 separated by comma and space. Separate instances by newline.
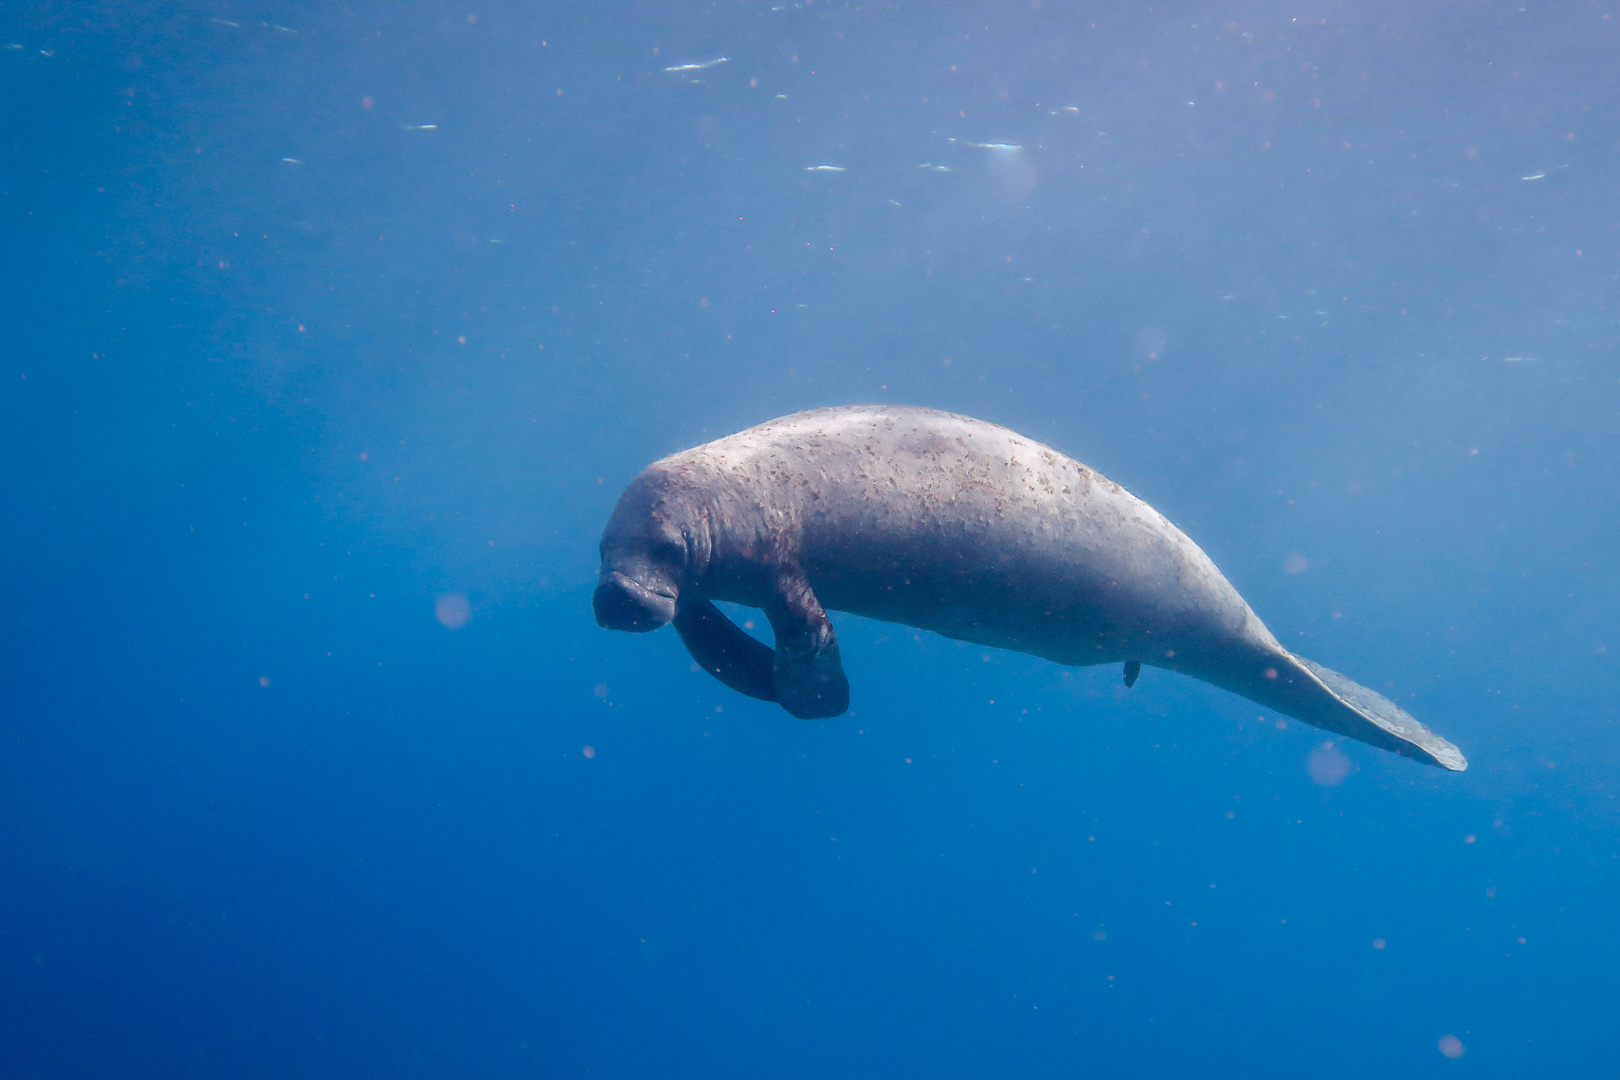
3, 1, 1618, 1076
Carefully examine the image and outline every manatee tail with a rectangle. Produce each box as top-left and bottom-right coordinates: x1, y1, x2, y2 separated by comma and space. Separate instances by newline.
1281, 653, 1466, 771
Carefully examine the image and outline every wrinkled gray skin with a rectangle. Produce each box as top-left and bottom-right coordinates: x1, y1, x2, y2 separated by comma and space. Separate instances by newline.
594, 405, 1466, 770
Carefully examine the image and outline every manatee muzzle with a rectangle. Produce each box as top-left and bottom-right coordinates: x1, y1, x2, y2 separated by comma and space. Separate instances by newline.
593, 571, 677, 632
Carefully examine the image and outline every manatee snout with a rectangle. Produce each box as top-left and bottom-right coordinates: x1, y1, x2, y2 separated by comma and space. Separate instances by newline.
593, 571, 677, 632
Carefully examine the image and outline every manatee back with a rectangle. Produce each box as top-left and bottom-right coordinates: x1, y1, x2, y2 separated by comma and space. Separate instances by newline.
673, 405, 1275, 666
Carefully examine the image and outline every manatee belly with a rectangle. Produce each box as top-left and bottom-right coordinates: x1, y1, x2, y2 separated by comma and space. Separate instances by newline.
795, 503, 1240, 668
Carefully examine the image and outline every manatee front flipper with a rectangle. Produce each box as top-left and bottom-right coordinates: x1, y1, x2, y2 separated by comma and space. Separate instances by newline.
1286, 654, 1467, 771
764, 574, 850, 719
673, 600, 778, 702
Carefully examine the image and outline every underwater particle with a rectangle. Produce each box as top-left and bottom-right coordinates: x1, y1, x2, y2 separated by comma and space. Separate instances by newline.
594, 683, 610, 698
582, 745, 596, 759
664, 57, 729, 72
1372, 938, 1386, 949
435, 592, 472, 629
1307, 741, 1351, 785
258, 676, 271, 688
1283, 551, 1308, 575
1135, 327, 1168, 360
1437, 1034, 1465, 1058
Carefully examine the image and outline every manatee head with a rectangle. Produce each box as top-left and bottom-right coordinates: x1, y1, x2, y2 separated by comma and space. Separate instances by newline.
593, 473, 697, 633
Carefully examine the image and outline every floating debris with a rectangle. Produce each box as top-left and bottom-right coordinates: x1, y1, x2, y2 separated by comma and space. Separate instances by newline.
951, 138, 1025, 151
664, 57, 729, 73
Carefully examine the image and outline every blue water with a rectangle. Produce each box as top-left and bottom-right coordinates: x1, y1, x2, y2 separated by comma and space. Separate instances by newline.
3, 2, 1617, 1076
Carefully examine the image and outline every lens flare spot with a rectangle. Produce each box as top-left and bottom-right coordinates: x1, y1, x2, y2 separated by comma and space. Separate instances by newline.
1307, 741, 1352, 786
435, 592, 472, 629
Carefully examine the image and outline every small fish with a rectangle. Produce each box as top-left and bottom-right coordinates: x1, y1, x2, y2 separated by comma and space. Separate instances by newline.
805, 165, 845, 172
281, 157, 304, 164
1521, 173, 1545, 181
210, 17, 240, 26
664, 57, 729, 73
402, 124, 437, 130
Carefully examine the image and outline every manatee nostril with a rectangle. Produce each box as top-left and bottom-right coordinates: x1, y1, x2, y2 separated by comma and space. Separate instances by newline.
593, 574, 676, 632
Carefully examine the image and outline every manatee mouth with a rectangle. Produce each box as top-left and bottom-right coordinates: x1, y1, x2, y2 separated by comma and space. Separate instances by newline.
593, 571, 677, 632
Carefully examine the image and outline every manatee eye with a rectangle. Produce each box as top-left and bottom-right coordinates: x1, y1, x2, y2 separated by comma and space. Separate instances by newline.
650, 538, 684, 565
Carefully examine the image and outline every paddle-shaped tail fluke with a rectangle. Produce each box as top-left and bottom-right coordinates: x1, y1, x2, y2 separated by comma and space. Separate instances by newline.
1287, 655, 1467, 770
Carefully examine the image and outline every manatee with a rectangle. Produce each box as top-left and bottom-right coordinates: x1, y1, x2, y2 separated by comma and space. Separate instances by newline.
592, 405, 1465, 770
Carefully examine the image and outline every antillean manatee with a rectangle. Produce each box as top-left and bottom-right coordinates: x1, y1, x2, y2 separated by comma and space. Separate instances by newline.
592, 405, 1465, 770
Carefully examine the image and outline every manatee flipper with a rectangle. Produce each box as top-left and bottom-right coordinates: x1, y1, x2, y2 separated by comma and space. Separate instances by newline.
1123, 661, 1141, 689
673, 600, 778, 702
764, 575, 850, 719
1286, 654, 1467, 771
